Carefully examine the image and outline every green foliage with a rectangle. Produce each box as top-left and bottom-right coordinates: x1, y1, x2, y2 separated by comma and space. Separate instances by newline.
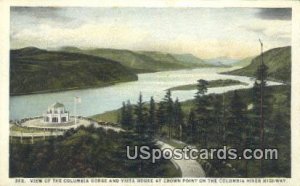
10, 126, 180, 177
121, 101, 134, 130
234, 56, 254, 67
194, 79, 209, 147
173, 98, 184, 140
92, 85, 291, 178
148, 97, 158, 136
225, 46, 291, 83
184, 85, 291, 177
10, 47, 138, 94
92, 110, 121, 124
61, 47, 215, 72
185, 109, 197, 144
134, 93, 148, 136
168, 79, 247, 91
226, 91, 247, 149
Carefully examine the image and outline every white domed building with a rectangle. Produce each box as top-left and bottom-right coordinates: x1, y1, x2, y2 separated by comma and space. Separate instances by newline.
43, 102, 70, 124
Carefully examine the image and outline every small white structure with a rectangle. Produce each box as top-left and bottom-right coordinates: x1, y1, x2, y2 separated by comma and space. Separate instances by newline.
43, 102, 69, 124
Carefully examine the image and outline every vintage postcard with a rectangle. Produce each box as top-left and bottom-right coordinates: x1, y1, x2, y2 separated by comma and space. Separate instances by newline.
0, 0, 300, 185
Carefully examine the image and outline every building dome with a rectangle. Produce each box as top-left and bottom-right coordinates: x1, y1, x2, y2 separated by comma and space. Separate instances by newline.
50, 102, 65, 109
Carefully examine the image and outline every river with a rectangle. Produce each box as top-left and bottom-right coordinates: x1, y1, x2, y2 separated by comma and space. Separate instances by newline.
9, 67, 281, 120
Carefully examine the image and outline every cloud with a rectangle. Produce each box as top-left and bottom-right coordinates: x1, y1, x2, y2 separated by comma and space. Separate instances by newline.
240, 20, 291, 41
256, 8, 291, 20
11, 23, 152, 50
10, 7, 292, 59
11, 7, 70, 21
10, 7, 83, 28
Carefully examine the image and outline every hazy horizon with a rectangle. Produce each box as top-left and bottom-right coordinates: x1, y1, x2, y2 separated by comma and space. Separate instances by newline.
10, 44, 292, 60
11, 7, 291, 59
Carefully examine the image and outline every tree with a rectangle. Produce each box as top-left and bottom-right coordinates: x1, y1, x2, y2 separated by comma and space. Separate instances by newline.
186, 109, 197, 144
195, 79, 209, 147
211, 94, 223, 146
173, 98, 184, 140
120, 102, 127, 128
157, 101, 166, 136
148, 97, 157, 137
126, 100, 134, 130
196, 79, 208, 96
252, 39, 271, 177
120, 101, 134, 130
134, 93, 148, 136
163, 90, 174, 139
226, 90, 246, 149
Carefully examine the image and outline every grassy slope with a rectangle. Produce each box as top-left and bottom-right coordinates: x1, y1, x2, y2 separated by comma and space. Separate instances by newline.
10, 47, 138, 95
92, 110, 122, 124
168, 79, 248, 91
60, 47, 214, 72
234, 56, 254, 67
171, 53, 206, 65
224, 46, 291, 82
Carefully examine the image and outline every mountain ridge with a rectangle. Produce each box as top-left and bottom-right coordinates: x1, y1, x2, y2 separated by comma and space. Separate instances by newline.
58, 46, 216, 71
10, 47, 138, 95
223, 46, 291, 83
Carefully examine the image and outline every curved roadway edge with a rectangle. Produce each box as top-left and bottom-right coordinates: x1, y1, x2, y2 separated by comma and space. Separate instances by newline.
156, 140, 206, 178
10, 120, 205, 177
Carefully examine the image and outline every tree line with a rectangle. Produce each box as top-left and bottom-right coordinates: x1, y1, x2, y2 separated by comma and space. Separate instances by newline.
120, 60, 290, 177
120, 90, 184, 140
10, 126, 179, 177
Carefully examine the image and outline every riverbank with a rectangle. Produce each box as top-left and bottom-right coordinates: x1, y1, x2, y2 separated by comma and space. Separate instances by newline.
91, 84, 287, 124
168, 79, 248, 91
11, 68, 280, 120
11, 67, 233, 96
10, 79, 138, 96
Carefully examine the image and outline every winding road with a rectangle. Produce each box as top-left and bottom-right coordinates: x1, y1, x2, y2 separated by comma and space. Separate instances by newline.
10, 119, 204, 177
157, 140, 205, 177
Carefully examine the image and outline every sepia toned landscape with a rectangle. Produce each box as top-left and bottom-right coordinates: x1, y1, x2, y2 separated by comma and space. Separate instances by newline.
9, 7, 291, 178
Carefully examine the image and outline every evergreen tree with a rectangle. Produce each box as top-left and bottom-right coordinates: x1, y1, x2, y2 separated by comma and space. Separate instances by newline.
186, 109, 197, 144
157, 101, 167, 136
125, 100, 134, 130
163, 90, 174, 139
252, 54, 269, 144
134, 93, 148, 136
120, 101, 134, 130
252, 40, 271, 176
120, 102, 127, 128
211, 94, 223, 146
148, 97, 157, 137
226, 90, 246, 149
196, 79, 208, 96
195, 79, 209, 147
173, 98, 184, 140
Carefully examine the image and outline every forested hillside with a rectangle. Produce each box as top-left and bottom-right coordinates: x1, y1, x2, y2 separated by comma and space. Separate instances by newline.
10, 47, 138, 95
10, 126, 179, 177
224, 46, 291, 82
60, 47, 214, 72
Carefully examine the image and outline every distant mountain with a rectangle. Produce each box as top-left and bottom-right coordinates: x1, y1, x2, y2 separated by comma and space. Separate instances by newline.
224, 46, 291, 82
59, 47, 215, 72
169, 53, 207, 65
204, 57, 236, 67
10, 47, 138, 95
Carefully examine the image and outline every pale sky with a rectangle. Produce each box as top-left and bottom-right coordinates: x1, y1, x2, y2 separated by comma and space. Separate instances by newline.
10, 7, 291, 59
